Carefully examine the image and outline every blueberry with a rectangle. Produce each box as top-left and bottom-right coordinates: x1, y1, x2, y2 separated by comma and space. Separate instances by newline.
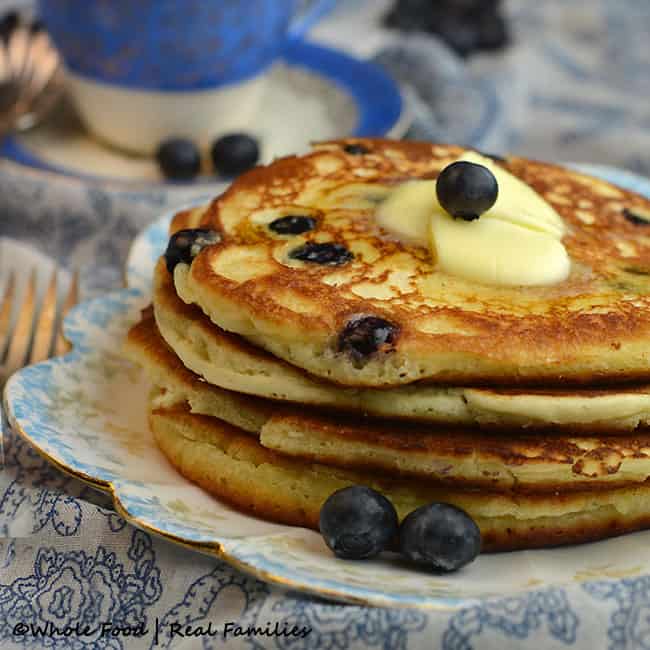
384, 7, 422, 31
384, 0, 432, 31
623, 208, 650, 226
384, 0, 508, 56
269, 215, 317, 235
436, 161, 498, 221
211, 133, 259, 176
344, 143, 370, 155
433, 17, 481, 58
399, 503, 481, 573
164, 228, 221, 273
319, 486, 398, 560
476, 12, 509, 50
338, 316, 399, 361
289, 242, 352, 266
156, 138, 201, 180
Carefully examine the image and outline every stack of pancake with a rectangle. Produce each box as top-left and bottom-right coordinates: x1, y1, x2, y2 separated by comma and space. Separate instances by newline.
124, 139, 650, 552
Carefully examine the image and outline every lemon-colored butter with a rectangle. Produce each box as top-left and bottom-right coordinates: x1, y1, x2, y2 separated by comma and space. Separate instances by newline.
376, 180, 437, 247
376, 151, 570, 287
431, 212, 570, 286
463, 151, 565, 239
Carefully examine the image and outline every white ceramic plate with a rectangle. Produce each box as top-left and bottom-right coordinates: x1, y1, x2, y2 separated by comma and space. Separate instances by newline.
6, 164, 650, 609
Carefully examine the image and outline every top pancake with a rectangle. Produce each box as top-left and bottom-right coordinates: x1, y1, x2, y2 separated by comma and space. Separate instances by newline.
172, 138, 650, 388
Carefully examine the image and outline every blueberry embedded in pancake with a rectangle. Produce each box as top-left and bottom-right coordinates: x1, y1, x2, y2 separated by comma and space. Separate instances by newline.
288, 242, 353, 266
337, 315, 399, 363
164, 228, 221, 273
623, 207, 650, 226
268, 215, 318, 235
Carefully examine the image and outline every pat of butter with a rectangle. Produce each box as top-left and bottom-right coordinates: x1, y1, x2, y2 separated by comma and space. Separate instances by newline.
463, 151, 565, 239
432, 212, 570, 286
375, 151, 570, 286
376, 180, 437, 247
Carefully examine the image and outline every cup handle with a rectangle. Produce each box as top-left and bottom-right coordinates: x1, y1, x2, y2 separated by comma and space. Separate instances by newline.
288, 0, 338, 40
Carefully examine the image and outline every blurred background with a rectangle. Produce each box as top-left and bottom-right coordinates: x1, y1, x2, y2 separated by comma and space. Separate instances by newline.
321, 0, 650, 175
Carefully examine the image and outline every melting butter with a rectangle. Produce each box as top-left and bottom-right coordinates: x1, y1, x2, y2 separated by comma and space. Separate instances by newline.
375, 151, 570, 287
431, 213, 570, 287
376, 180, 437, 247
462, 151, 565, 238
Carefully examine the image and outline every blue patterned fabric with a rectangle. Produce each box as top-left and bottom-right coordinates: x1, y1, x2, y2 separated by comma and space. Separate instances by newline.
3, 0, 650, 647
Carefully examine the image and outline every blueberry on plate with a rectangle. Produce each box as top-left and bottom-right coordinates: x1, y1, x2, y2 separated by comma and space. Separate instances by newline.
436, 161, 498, 221
399, 502, 481, 572
164, 228, 221, 273
211, 133, 260, 176
156, 138, 201, 181
319, 486, 398, 560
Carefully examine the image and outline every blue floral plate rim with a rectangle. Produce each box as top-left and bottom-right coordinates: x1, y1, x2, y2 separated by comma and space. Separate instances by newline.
5, 162, 650, 611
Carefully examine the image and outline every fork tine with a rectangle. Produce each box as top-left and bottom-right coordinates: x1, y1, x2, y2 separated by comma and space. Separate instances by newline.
0, 270, 15, 355
7, 23, 30, 81
0, 43, 11, 82
54, 269, 78, 356
4, 268, 36, 374
23, 49, 60, 101
29, 268, 57, 364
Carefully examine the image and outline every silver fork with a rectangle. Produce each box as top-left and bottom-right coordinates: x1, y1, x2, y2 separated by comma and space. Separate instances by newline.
0, 267, 78, 385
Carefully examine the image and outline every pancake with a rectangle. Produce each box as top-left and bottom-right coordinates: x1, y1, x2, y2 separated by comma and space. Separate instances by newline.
149, 400, 650, 552
154, 256, 469, 424
125, 311, 650, 492
153, 256, 650, 432
169, 139, 650, 388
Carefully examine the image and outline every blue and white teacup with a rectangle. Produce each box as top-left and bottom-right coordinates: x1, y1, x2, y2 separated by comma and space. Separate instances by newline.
38, 0, 337, 154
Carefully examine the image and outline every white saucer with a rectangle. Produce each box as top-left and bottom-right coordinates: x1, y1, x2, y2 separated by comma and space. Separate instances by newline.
0, 39, 406, 187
